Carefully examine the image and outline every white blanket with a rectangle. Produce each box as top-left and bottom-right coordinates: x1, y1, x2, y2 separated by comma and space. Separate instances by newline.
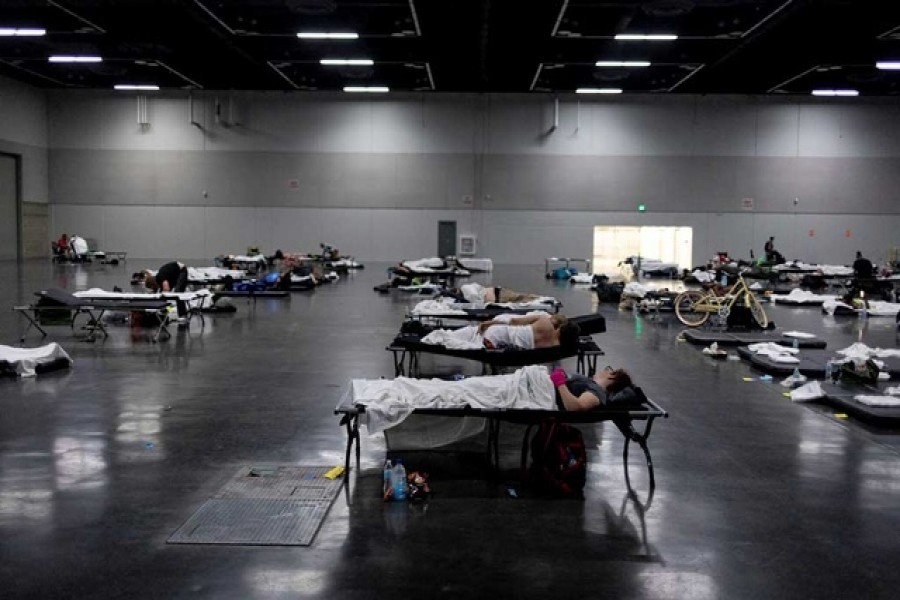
402, 257, 445, 270
0, 343, 72, 377
187, 266, 245, 281
411, 299, 467, 316
747, 342, 800, 363
854, 395, 900, 407
421, 326, 484, 349
351, 365, 555, 433
774, 289, 836, 304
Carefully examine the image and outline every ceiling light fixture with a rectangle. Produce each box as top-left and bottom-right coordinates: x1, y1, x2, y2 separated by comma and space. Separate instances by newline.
614, 34, 677, 41
297, 32, 359, 40
576, 88, 623, 94
343, 86, 389, 93
320, 59, 374, 66
49, 55, 102, 63
595, 61, 651, 67
114, 84, 160, 91
811, 89, 859, 97
0, 28, 45, 36
876, 61, 900, 70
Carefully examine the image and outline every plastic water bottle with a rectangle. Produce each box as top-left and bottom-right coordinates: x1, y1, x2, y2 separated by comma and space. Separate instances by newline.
392, 460, 407, 501
793, 367, 801, 380
383, 459, 393, 500
720, 273, 728, 287
825, 361, 833, 382
792, 338, 799, 350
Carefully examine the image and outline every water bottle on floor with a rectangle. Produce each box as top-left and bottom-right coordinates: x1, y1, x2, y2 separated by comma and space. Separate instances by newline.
825, 361, 833, 382
392, 459, 407, 501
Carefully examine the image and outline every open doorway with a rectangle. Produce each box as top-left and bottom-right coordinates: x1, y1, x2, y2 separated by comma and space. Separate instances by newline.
592, 226, 693, 277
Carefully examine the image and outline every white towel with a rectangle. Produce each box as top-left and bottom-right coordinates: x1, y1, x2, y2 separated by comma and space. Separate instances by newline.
854, 395, 900, 407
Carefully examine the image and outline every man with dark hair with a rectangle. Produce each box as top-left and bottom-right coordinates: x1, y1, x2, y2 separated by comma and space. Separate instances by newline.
853, 251, 874, 279
144, 261, 188, 293
551, 366, 634, 411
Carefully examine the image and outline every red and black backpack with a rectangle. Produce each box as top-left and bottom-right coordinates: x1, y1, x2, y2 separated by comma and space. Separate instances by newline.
529, 420, 587, 499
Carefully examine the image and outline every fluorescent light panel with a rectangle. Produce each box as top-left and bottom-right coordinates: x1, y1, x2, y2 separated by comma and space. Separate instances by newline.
0, 27, 45, 36
595, 61, 650, 67
343, 86, 389, 93
320, 59, 373, 65
876, 61, 900, 70
49, 55, 102, 63
615, 34, 677, 41
114, 84, 159, 91
811, 89, 858, 96
297, 32, 358, 39
576, 88, 623, 94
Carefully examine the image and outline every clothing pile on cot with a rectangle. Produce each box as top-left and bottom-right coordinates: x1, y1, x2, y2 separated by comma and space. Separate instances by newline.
137, 266, 247, 285
0, 343, 73, 377
347, 364, 641, 433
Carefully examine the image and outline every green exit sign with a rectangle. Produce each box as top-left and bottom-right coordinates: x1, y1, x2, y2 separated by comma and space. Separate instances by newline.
637, 204, 647, 212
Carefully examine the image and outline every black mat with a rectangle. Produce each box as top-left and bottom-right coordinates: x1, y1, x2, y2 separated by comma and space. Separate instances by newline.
214, 290, 289, 298
737, 347, 900, 379
682, 329, 826, 348
736, 346, 830, 377
0, 357, 72, 377
820, 382, 900, 423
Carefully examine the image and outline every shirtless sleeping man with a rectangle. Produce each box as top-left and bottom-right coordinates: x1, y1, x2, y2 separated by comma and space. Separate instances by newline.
420, 313, 580, 350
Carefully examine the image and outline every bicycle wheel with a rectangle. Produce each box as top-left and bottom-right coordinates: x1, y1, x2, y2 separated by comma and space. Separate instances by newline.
675, 291, 710, 327
746, 292, 769, 329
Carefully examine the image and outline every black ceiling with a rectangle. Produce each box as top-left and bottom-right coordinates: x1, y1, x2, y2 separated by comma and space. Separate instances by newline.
3, 0, 900, 95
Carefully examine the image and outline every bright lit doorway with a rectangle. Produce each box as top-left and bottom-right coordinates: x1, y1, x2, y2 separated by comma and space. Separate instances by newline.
592, 226, 693, 277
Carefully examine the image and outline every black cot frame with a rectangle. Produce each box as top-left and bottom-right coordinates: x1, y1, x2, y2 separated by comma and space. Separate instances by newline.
387, 335, 604, 377
335, 387, 668, 492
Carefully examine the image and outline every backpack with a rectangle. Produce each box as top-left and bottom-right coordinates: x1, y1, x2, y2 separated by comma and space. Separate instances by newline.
529, 420, 587, 499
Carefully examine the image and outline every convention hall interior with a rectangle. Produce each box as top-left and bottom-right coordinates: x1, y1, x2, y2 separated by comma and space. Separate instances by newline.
3, 1, 900, 598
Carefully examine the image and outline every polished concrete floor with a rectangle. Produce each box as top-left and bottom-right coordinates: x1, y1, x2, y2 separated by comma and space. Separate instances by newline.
2, 259, 900, 599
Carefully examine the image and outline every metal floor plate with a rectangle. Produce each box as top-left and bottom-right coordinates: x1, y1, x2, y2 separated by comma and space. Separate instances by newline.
167, 465, 343, 546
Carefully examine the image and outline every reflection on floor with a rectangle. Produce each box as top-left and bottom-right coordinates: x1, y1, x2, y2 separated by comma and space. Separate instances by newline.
1, 259, 899, 599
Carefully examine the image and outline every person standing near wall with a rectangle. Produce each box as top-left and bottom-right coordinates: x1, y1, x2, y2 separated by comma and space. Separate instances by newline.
764, 236, 783, 264
853, 251, 874, 279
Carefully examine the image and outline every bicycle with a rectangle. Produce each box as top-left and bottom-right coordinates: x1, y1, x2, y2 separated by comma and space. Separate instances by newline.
674, 271, 768, 328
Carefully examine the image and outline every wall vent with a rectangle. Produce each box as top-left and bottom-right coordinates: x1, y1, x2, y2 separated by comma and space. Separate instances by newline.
459, 235, 477, 256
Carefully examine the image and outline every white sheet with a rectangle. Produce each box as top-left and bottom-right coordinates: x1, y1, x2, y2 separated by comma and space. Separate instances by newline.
0, 343, 72, 377
457, 258, 493, 272
748, 342, 800, 363
402, 257, 446, 270
421, 326, 484, 350
351, 365, 555, 433
411, 299, 467, 316
774, 289, 836, 304
854, 395, 900, 407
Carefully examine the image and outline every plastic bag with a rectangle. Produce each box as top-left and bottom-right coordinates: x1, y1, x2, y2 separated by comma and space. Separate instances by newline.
790, 381, 825, 402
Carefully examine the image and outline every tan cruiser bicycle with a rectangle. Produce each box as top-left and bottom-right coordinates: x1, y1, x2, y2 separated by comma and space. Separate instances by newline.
674, 271, 768, 328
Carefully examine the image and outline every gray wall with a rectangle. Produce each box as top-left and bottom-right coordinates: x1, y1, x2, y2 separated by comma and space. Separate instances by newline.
38, 89, 900, 264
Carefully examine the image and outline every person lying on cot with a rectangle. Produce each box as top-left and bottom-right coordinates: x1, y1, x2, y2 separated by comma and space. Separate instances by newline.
420, 313, 580, 351
550, 365, 634, 411
477, 313, 579, 350
441, 283, 549, 304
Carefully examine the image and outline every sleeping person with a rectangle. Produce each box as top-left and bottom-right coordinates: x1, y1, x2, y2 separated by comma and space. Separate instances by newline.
420, 313, 580, 350
350, 364, 638, 433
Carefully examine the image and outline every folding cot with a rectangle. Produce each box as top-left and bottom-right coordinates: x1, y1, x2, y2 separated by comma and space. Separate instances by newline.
13, 288, 204, 342
334, 381, 668, 491
407, 300, 563, 324
387, 314, 607, 377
